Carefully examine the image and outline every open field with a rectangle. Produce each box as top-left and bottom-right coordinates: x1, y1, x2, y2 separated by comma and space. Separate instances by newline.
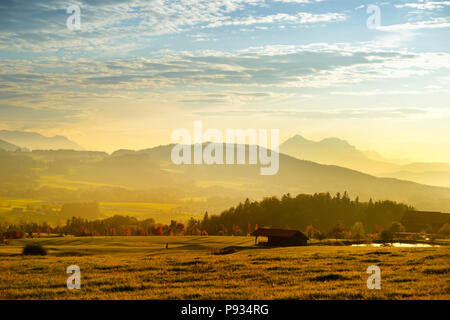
0, 236, 449, 300
100, 202, 196, 223
0, 198, 203, 224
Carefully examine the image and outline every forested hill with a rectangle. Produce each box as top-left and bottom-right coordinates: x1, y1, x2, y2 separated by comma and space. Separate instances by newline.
200, 192, 413, 235
1, 144, 450, 213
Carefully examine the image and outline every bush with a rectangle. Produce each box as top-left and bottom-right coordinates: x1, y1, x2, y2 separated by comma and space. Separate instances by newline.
380, 230, 393, 243
313, 230, 326, 241
350, 222, 365, 240
388, 221, 405, 233
22, 244, 47, 256
438, 223, 450, 235
328, 223, 345, 240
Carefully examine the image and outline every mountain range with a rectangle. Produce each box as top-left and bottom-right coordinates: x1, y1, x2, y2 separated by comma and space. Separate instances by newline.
0, 130, 449, 211
1, 130, 448, 188
2, 143, 449, 213
280, 135, 450, 188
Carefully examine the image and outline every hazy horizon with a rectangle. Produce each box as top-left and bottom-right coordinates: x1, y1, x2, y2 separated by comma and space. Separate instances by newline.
1, 0, 449, 163
0, 129, 443, 166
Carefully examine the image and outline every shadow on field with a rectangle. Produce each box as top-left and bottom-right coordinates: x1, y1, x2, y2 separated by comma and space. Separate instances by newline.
212, 245, 275, 255
178, 244, 212, 250
310, 274, 352, 282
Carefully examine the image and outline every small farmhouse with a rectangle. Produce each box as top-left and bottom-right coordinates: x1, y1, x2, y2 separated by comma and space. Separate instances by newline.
251, 228, 308, 246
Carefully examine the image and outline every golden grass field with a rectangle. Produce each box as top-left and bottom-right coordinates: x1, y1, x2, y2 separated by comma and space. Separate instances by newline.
0, 236, 449, 300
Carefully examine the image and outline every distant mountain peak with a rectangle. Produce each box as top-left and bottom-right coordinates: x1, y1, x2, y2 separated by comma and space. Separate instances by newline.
320, 137, 350, 145
0, 139, 22, 152
280, 134, 397, 175
0, 130, 83, 151
284, 134, 308, 142
284, 135, 354, 149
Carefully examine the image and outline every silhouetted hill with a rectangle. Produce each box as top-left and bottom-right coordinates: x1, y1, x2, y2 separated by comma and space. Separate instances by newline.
82, 143, 450, 211
31, 149, 108, 162
1, 143, 450, 212
0, 130, 83, 151
280, 134, 398, 174
381, 162, 450, 188
280, 134, 450, 187
0, 139, 22, 151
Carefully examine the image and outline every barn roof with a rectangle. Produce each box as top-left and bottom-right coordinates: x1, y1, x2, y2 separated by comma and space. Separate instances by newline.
251, 228, 309, 240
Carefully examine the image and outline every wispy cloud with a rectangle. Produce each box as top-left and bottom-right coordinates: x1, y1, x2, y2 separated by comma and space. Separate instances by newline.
395, 1, 450, 10
1, 43, 449, 111
194, 107, 431, 119
205, 12, 346, 28
331, 88, 450, 96
0, 0, 268, 52
378, 17, 450, 31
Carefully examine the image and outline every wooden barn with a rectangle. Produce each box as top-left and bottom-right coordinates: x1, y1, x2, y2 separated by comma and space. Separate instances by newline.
251, 228, 309, 246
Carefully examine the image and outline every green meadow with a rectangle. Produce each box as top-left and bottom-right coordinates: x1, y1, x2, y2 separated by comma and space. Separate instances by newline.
100, 202, 193, 223
0, 199, 201, 224
0, 236, 448, 300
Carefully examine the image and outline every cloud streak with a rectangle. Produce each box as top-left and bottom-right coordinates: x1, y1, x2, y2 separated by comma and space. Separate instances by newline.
395, 1, 450, 10
378, 17, 450, 31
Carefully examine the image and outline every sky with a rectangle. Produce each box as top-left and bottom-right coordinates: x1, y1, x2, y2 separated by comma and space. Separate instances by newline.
0, 0, 449, 162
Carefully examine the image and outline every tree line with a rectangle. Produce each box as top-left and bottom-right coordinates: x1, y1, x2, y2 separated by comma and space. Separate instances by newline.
199, 192, 413, 236
4, 192, 442, 242
0, 215, 209, 240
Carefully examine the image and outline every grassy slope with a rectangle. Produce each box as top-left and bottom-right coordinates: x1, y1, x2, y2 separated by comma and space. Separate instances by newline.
0, 236, 448, 300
